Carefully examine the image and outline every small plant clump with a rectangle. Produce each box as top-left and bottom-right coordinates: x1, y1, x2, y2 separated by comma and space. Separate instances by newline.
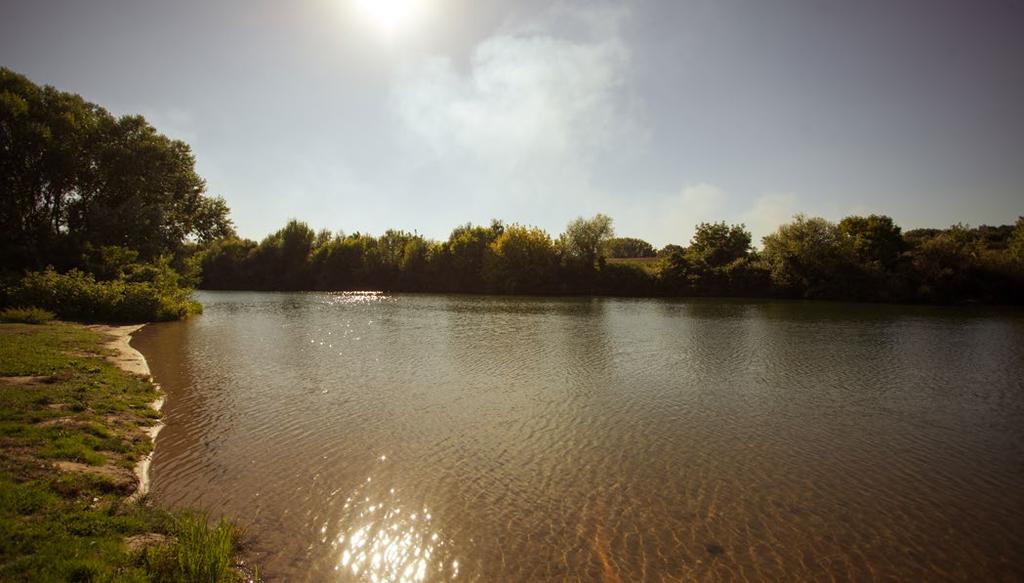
143, 512, 240, 582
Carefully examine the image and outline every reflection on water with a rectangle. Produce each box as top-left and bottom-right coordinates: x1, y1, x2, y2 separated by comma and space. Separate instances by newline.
133, 293, 1024, 581
329, 458, 457, 583
327, 291, 393, 306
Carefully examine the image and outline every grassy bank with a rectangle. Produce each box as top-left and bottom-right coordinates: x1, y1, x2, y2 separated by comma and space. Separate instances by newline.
0, 322, 250, 581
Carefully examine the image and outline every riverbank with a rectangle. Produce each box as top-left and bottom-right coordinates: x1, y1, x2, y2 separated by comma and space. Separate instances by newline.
88, 324, 165, 503
0, 321, 251, 581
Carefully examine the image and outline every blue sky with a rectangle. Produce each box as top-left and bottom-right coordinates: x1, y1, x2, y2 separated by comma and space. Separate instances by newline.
2, 0, 1022, 245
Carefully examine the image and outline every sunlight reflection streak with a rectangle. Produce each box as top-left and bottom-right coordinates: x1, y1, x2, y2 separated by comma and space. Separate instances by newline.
332, 468, 457, 582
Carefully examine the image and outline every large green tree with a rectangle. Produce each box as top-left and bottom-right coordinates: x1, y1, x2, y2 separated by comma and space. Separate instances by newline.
0, 68, 233, 272
837, 214, 905, 269
560, 214, 614, 269
909, 223, 985, 302
761, 214, 852, 297
687, 222, 752, 268
439, 222, 503, 292
658, 222, 763, 296
605, 237, 656, 258
486, 224, 559, 293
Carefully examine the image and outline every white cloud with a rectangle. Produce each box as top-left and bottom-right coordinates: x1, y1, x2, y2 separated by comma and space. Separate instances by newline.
615, 183, 729, 247
385, 3, 808, 249
677, 183, 728, 221
742, 192, 800, 245
391, 3, 636, 223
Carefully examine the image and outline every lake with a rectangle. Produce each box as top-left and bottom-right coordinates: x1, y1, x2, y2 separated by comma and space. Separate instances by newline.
132, 291, 1024, 581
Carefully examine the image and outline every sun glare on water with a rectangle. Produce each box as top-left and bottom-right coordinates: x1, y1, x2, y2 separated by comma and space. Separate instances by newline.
352, 0, 427, 38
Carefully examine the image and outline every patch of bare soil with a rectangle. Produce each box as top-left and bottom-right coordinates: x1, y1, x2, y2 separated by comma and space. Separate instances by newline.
87, 324, 150, 378
125, 533, 170, 552
54, 461, 138, 493
0, 375, 55, 385
37, 416, 76, 427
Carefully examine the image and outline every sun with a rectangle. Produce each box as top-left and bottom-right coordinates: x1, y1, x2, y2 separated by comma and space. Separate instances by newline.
352, 0, 427, 38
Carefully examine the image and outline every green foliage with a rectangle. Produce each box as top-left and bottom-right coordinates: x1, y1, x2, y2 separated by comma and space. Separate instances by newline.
0, 306, 56, 324
195, 213, 1023, 304
0, 68, 225, 322
688, 222, 752, 268
0, 68, 234, 274
656, 247, 692, 292
486, 224, 559, 293
972, 223, 1016, 251
657, 244, 685, 257
81, 245, 143, 281
397, 236, 434, 289
308, 235, 359, 290
605, 237, 656, 258
594, 262, 658, 295
7, 68, 1017, 307
606, 257, 660, 275
146, 513, 239, 583
656, 223, 767, 297
438, 222, 503, 292
560, 214, 615, 269
761, 214, 854, 298
838, 215, 905, 268
202, 223, 438, 292
5, 266, 201, 323
1010, 217, 1024, 264
199, 238, 259, 290
909, 224, 983, 302
247, 220, 316, 290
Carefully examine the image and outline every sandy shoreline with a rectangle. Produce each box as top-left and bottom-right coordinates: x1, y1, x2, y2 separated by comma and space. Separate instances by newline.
88, 324, 165, 502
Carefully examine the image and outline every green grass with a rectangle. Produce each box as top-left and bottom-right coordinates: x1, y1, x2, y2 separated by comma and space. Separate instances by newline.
144, 513, 239, 583
0, 307, 56, 324
38, 434, 109, 466
0, 322, 250, 582
0, 322, 97, 376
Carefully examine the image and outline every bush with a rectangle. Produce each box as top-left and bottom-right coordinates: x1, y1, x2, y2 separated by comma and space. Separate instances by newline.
0, 307, 56, 324
4, 267, 201, 323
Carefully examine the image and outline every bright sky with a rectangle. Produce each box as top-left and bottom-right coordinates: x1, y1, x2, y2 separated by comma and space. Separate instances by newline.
2, 0, 1022, 245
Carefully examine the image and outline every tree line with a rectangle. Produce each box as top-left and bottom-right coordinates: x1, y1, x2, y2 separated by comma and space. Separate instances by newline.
2, 66, 1022, 316
199, 214, 1024, 304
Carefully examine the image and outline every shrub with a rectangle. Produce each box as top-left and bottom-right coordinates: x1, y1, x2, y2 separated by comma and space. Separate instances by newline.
0, 307, 56, 324
4, 267, 201, 323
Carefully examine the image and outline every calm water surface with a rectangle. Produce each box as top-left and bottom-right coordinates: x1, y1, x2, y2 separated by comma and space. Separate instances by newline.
133, 292, 1024, 581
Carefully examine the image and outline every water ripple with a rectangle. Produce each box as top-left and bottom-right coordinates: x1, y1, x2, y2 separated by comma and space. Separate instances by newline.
135, 293, 1024, 581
